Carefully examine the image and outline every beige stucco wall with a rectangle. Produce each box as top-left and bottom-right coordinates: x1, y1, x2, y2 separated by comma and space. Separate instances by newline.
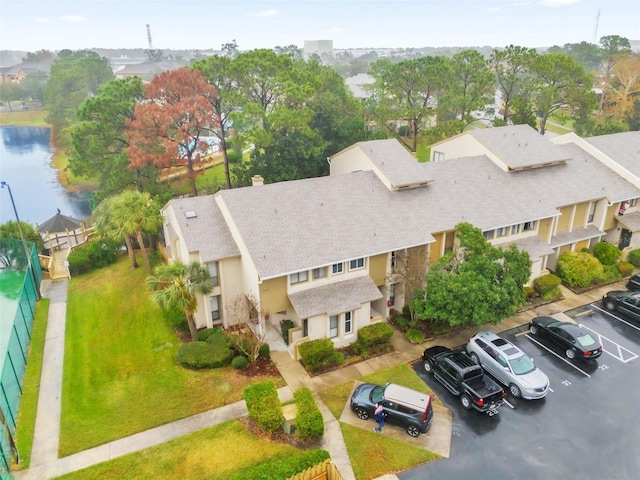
259, 276, 291, 315
574, 202, 588, 228
556, 206, 572, 233
537, 218, 553, 243
330, 145, 394, 190
604, 205, 619, 230
431, 135, 487, 163
369, 253, 387, 286
429, 232, 444, 264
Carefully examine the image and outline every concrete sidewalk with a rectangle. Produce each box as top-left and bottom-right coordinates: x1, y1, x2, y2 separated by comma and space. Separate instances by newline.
13, 279, 619, 480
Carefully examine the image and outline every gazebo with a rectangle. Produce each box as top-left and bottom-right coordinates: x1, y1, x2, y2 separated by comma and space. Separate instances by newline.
36, 209, 91, 252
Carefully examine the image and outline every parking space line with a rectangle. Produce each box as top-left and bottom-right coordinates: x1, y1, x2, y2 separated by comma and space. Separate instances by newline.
502, 399, 514, 409
525, 334, 591, 377
590, 303, 640, 333
578, 324, 639, 363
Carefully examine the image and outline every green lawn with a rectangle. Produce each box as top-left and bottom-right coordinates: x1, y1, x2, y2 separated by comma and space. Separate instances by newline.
60, 254, 284, 456
54, 420, 306, 480
318, 363, 441, 479
0, 110, 48, 127
11, 298, 50, 471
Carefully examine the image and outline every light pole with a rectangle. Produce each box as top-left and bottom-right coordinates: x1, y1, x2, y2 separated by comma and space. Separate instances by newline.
1, 181, 41, 300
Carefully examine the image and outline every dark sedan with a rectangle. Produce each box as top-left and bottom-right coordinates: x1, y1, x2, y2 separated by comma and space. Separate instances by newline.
529, 316, 602, 360
602, 290, 640, 321
625, 273, 640, 291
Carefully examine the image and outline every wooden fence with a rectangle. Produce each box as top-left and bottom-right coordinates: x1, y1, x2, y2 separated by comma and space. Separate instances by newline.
286, 459, 342, 480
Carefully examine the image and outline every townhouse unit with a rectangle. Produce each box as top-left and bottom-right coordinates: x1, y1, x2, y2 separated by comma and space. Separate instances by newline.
161, 125, 640, 355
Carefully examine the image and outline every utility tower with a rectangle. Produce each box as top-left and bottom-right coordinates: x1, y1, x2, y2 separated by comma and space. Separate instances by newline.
146, 24, 154, 50
592, 10, 600, 43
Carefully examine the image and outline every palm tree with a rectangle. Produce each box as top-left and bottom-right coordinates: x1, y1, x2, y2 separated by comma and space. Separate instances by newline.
146, 260, 213, 341
92, 196, 139, 269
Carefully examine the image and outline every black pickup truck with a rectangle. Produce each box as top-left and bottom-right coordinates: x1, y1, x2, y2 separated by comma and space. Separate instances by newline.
422, 346, 505, 415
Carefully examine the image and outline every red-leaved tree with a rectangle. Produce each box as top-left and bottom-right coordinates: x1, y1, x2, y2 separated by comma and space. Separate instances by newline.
125, 68, 219, 196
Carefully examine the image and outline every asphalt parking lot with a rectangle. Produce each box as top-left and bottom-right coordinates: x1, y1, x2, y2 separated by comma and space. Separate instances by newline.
400, 302, 640, 480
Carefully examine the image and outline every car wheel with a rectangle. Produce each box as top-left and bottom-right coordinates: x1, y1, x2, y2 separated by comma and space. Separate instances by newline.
529, 324, 538, 335
423, 359, 433, 374
355, 408, 369, 420
407, 425, 420, 437
469, 352, 480, 364
460, 394, 472, 410
604, 300, 616, 311
565, 348, 576, 360
509, 383, 522, 398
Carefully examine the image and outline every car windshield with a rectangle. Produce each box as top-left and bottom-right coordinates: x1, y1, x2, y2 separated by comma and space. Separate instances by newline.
371, 385, 385, 404
509, 354, 536, 375
576, 333, 596, 347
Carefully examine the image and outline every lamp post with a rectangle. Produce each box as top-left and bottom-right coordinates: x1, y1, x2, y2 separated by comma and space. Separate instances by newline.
1, 181, 41, 300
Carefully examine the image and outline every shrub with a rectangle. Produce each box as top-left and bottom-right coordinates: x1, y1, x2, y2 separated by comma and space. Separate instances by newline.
232, 355, 249, 370
205, 330, 231, 349
244, 381, 284, 433
618, 261, 635, 277
162, 304, 188, 331
593, 242, 621, 265
280, 319, 295, 345
258, 343, 270, 358
392, 313, 410, 330
227, 150, 243, 164
533, 274, 562, 297
523, 285, 536, 302
67, 246, 92, 276
195, 328, 218, 341
357, 322, 394, 348
298, 338, 344, 374
229, 449, 330, 480
294, 387, 324, 441
86, 238, 119, 268
405, 328, 424, 344
556, 251, 604, 288
595, 264, 622, 284
176, 341, 233, 369
627, 249, 640, 267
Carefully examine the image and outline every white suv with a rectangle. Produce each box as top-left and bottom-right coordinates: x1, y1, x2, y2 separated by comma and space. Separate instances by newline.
466, 331, 549, 400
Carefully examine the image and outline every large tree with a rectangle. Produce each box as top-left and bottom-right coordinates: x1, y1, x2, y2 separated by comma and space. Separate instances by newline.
69, 77, 159, 200
529, 52, 596, 134
146, 261, 213, 341
92, 195, 138, 270
600, 35, 632, 73
367, 56, 449, 151
411, 223, 531, 328
602, 53, 640, 123
547, 42, 604, 73
489, 45, 538, 123
44, 49, 113, 135
125, 68, 219, 196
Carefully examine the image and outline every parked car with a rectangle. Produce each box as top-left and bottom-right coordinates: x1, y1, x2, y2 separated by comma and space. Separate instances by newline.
529, 317, 602, 360
602, 290, 640, 321
466, 331, 549, 399
349, 382, 433, 437
422, 346, 504, 415
625, 273, 640, 291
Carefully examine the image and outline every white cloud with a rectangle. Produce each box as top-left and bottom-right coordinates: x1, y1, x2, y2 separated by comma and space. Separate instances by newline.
539, 0, 581, 6
487, 7, 501, 12
327, 27, 345, 34
60, 15, 87, 22
35, 17, 49, 23
254, 9, 280, 18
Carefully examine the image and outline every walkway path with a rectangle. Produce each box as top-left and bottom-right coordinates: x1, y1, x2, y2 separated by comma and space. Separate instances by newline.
14, 279, 620, 480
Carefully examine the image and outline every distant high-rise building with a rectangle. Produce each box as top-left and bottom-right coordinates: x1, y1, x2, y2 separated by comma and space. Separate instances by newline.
304, 40, 333, 60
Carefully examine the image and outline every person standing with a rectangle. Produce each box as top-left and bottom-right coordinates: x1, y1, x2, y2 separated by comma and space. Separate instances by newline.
374, 403, 385, 433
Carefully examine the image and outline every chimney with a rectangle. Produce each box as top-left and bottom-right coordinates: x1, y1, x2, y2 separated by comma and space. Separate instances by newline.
252, 175, 264, 186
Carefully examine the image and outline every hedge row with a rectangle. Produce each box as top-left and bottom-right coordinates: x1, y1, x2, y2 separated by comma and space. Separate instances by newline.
294, 387, 324, 441
356, 322, 394, 347
67, 238, 120, 275
176, 341, 234, 369
228, 449, 330, 480
244, 381, 284, 433
298, 338, 344, 374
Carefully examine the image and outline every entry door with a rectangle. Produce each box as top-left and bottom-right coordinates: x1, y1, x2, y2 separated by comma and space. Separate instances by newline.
619, 229, 632, 250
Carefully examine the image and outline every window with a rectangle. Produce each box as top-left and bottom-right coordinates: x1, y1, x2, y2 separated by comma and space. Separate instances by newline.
391, 251, 397, 268
312, 267, 327, 279
302, 318, 308, 337
433, 151, 444, 161
344, 311, 352, 334
210, 295, 221, 321
523, 221, 536, 231
389, 284, 396, 307
349, 258, 365, 270
632, 199, 638, 207
208, 262, 219, 286
483, 230, 495, 240
444, 231, 455, 253
588, 202, 596, 223
511, 224, 520, 235
497, 227, 508, 238
332, 263, 344, 275
329, 315, 338, 338
289, 270, 308, 285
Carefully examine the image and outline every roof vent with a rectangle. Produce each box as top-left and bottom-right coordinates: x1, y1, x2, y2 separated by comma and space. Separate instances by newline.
184, 210, 197, 219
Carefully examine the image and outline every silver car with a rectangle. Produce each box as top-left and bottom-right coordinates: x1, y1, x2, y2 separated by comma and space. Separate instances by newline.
466, 331, 549, 399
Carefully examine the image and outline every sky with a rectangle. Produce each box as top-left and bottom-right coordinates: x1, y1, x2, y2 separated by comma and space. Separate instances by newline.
0, 0, 638, 53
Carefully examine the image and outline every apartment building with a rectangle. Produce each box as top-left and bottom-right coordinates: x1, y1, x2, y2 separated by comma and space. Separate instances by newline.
161, 125, 640, 355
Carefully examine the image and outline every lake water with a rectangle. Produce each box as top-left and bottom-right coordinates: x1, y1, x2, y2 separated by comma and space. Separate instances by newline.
0, 126, 92, 226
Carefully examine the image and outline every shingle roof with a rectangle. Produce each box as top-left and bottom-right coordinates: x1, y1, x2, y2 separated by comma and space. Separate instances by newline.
37, 212, 83, 233
351, 139, 433, 188
585, 132, 640, 176
502, 235, 555, 260
288, 275, 383, 318
166, 196, 240, 263
617, 211, 640, 232
549, 225, 603, 248
469, 125, 571, 170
